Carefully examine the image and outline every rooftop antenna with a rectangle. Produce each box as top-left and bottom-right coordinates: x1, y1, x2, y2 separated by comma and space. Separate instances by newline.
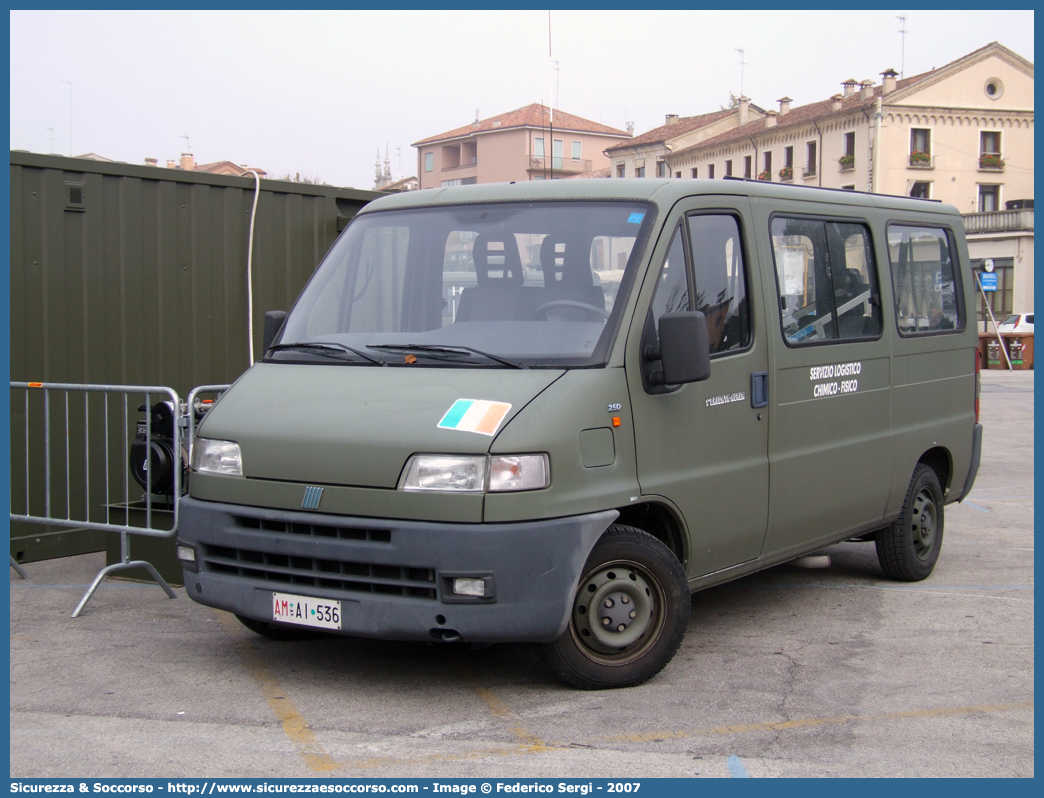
61, 80, 72, 156
548, 10, 554, 180
896, 16, 907, 79
179, 134, 192, 153
396, 147, 402, 177
552, 59, 560, 109
735, 49, 748, 99
46, 127, 56, 154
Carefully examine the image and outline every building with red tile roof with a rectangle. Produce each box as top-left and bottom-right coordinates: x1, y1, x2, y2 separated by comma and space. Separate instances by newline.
655, 42, 1033, 331
412, 103, 630, 188
662, 42, 1032, 214
605, 104, 765, 179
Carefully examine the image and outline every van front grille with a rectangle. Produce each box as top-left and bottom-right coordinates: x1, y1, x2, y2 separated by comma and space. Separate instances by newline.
234, 515, 392, 543
201, 544, 436, 599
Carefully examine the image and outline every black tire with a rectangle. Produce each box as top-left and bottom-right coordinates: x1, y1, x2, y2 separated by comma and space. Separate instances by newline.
235, 614, 324, 641
876, 464, 944, 582
543, 524, 689, 690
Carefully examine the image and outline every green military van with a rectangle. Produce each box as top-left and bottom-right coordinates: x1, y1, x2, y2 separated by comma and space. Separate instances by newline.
178, 178, 982, 689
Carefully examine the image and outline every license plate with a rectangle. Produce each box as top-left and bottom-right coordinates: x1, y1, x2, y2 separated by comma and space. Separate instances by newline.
272, 592, 342, 630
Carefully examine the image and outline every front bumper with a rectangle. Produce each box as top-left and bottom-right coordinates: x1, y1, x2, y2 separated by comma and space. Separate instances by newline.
177, 496, 616, 643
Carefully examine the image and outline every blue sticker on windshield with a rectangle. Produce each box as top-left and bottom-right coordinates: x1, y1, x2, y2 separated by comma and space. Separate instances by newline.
627, 212, 645, 224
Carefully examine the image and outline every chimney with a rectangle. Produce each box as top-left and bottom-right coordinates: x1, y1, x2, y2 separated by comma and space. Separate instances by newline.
860, 80, 875, 100
473, 109, 480, 127
665, 114, 680, 126
764, 109, 778, 128
180, 153, 195, 171
738, 95, 750, 125
144, 157, 158, 167
831, 94, 844, 112
881, 68, 899, 95
166, 159, 176, 169
841, 79, 857, 97
777, 96, 792, 115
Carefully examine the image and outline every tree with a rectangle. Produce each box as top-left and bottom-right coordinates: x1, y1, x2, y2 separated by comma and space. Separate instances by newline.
719, 92, 741, 111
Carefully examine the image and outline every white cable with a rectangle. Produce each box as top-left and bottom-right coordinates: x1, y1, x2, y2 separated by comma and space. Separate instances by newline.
244, 170, 260, 366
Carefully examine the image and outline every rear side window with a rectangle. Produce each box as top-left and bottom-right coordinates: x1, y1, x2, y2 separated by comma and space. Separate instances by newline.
887, 225, 963, 335
770, 216, 882, 345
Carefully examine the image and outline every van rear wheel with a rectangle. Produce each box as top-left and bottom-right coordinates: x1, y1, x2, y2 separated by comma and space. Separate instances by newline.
876, 464, 944, 582
543, 525, 689, 689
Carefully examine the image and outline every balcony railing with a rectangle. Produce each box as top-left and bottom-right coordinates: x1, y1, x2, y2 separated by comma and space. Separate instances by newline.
441, 158, 478, 172
527, 156, 592, 174
961, 209, 1034, 235
802, 165, 816, 178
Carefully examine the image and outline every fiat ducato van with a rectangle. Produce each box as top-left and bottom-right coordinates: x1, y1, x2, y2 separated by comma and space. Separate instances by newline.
178, 178, 982, 689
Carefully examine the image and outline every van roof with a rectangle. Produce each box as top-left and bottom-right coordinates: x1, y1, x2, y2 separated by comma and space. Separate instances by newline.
364, 177, 961, 218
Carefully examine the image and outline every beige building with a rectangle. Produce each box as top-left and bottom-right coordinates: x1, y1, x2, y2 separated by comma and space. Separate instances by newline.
606, 102, 765, 179
963, 206, 1034, 326
666, 43, 1032, 207
662, 42, 1033, 320
413, 104, 630, 189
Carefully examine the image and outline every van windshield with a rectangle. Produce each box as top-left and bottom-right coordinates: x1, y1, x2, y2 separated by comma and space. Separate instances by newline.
272, 201, 653, 367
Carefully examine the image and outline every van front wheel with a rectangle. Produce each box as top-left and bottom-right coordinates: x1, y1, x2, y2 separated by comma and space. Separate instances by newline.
876, 464, 944, 582
544, 525, 689, 689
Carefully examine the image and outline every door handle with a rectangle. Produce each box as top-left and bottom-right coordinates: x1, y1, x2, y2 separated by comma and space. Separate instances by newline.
751, 372, 768, 408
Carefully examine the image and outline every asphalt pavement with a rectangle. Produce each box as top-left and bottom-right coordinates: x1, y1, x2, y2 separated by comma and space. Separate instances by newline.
9, 368, 1033, 778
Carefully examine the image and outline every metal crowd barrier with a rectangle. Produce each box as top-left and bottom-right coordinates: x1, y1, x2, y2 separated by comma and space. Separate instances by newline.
10, 381, 186, 616
186, 384, 232, 455
10, 555, 28, 579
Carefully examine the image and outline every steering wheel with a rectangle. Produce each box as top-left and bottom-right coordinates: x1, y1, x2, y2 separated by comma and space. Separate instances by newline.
534, 300, 610, 322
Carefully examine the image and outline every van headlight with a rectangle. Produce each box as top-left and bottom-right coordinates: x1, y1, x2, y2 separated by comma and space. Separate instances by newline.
399, 454, 549, 493
191, 438, 243, 476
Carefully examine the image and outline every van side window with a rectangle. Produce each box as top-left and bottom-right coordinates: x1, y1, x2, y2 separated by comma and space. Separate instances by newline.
887, 225, 963, 335
687, 214, 751, 354
770, 216, 881, 344
650, 226, 689, 324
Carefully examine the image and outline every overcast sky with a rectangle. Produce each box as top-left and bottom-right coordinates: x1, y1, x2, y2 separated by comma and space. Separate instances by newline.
9, 9, 1035, 190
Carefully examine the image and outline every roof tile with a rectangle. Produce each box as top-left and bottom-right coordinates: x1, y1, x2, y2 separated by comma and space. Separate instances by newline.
413, 103, 629, 146
606, 108, 738, 152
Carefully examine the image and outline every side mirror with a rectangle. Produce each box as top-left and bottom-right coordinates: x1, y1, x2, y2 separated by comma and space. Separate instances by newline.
262, 310, 288, 356
646, 311, 711, 385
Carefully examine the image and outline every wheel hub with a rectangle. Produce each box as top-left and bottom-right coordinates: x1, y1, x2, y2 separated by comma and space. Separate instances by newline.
598, 591, 638, 632
571, 563, 656, 654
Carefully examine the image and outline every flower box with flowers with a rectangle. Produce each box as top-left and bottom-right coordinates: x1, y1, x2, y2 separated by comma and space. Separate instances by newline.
757, 170, 771, 181
979, 154, 1004, 170
909, 151, 933, 167
838, 154, 855, 170
778, 166, 793, 182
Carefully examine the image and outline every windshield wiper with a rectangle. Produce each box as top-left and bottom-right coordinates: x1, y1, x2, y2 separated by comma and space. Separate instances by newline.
369, 343, 527, 369
268, 341, 386, 366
